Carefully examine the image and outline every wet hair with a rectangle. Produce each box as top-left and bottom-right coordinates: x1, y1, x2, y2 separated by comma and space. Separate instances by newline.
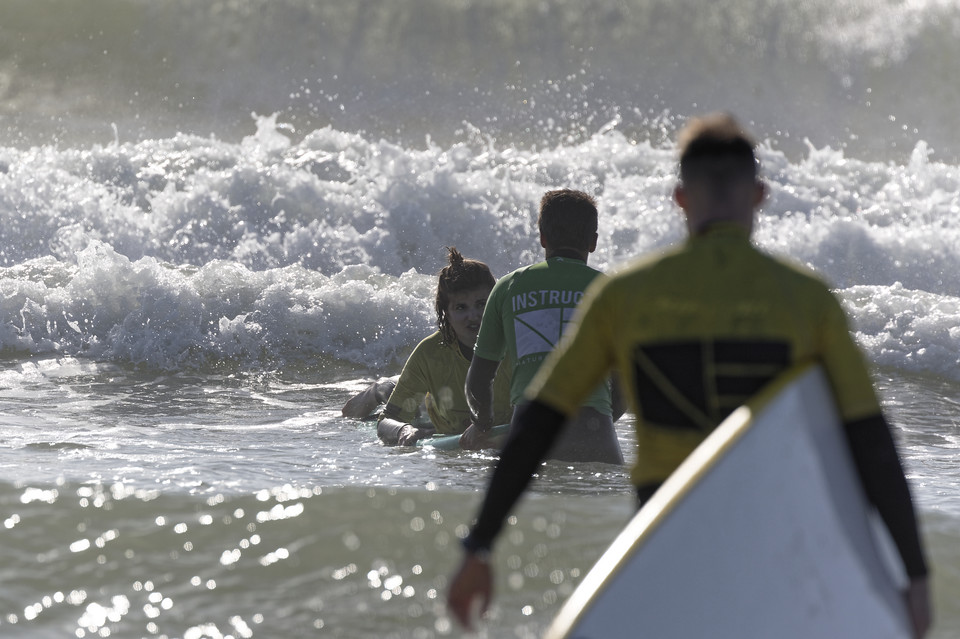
435, 247, 495, 345
537, 189, 598, 251
678, 113, 759, 183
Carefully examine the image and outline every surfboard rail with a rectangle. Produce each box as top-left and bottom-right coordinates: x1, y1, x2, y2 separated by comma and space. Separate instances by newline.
545, 363, 910, 639
355, 407, 507, 451
416, 423, 509, 451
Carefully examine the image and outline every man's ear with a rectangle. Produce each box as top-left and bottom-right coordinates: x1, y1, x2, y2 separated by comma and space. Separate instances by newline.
588, 233, 598, 253
674, 184, 687, 209
753, 180, 767, 206
539, 233, 547, 249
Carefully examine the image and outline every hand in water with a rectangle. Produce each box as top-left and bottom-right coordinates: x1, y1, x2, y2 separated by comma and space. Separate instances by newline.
447, 553, 492, 631
905, 577, 932, 639
459, 423, 491, 450
397, 425, 426, 446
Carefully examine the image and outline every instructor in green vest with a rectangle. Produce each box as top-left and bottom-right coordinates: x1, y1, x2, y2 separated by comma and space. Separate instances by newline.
459, 189, 624, 464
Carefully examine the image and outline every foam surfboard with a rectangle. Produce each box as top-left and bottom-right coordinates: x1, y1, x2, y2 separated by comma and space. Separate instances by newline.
545, 364, 911, 639
417, 423, 509, 451
359, 407, 507, 451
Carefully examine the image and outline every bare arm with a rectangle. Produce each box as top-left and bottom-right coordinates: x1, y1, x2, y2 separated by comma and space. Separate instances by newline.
610, 372, 627, 422
465, 355, 502, 431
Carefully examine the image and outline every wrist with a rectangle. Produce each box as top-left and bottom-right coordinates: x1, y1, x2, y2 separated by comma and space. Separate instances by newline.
462, 535, 492, 561
468, 404, 494, 432
474, 418, 494, 433
467, 548, 491, 563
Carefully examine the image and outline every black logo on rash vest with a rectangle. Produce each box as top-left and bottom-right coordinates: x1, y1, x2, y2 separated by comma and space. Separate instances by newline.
632, 339, 791, 430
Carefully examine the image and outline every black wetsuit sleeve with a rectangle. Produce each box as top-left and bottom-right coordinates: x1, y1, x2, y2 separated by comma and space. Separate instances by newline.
462, 400, 566, 553
382, 402, 401, 420
844, 414, 928, 578
377, 414, 406, 445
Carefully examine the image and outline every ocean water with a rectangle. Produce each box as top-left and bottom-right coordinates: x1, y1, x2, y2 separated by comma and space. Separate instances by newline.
1, 0, 959, 637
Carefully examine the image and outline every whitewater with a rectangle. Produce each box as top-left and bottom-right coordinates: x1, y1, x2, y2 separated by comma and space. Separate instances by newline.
1, 1, 958, 637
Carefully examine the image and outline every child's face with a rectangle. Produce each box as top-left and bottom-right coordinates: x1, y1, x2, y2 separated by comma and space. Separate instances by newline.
446, 286, 491, 346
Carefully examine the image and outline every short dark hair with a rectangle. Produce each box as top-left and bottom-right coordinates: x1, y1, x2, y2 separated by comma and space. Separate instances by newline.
678, 113, 758, 183
537, 189, 598, 251
435, 247, 495, 345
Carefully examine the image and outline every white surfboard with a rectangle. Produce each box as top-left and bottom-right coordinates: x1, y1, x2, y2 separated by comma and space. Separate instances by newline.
545, 364, 911, 639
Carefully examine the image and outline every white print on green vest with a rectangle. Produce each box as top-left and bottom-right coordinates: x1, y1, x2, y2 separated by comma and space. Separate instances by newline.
511, 289, 584, 313
514, 307, 578, 358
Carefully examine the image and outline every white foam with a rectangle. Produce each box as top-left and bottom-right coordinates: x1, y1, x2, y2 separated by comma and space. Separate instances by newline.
2, 118, 959, 378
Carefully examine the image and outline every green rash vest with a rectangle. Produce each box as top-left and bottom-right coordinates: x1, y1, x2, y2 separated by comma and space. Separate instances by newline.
383, 331, 514, 435
525, 224, 884, 488
473, 257, 612, 414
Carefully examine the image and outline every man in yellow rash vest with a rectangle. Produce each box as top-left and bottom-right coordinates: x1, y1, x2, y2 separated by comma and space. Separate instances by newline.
446, 113, 931, 636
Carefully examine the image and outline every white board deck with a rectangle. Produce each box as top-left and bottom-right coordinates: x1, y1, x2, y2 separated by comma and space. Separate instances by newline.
545, 364, 910, 639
